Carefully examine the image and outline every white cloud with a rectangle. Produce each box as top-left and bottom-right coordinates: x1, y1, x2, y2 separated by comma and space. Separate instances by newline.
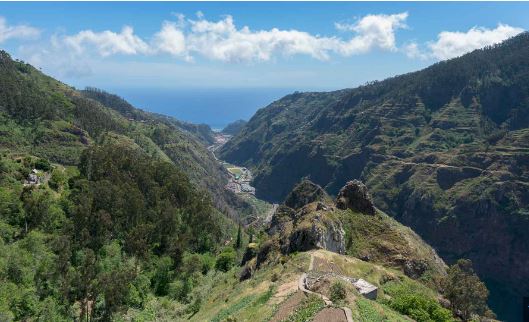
403, 42, 428, 60
153, 21, 187, 57
406, 24, 524, 61
0, 16, 40, 43
428, 24, 524, 60
180, 13, 408, 62
62, 26, 151, 56
335, 12, 408, 54
49, 12, 409, 63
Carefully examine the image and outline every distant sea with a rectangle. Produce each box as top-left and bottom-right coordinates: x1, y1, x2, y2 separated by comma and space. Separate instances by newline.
111, 88, 297, 130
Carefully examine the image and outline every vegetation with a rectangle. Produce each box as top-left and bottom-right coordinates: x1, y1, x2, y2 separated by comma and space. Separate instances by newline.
0, 142, 241, 320
443, 259, 492, 321
383, 281, 453, 322
329, 281, 347, 302
219, 32, 529, 317
215, 247, 237, 272
283, 295, 325, 322
0, 50, 254, 321
222, 119, 248, 136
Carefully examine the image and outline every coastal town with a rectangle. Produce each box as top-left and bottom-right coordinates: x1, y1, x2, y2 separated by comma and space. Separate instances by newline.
208, 132, 256, 195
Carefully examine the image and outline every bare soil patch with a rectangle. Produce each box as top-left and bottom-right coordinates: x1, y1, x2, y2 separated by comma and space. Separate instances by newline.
269, 291, 306, 322
312, 256, 344, 275
312, 307, 348, 322
270, 280, 299, 305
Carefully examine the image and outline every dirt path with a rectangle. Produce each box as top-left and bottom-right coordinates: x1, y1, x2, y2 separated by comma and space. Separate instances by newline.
312, 308, 348, 322
269, 291, 307, 322
298, 253, 354, 322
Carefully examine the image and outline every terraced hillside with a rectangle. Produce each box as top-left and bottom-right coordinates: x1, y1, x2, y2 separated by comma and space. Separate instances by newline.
219, 33, 529, 318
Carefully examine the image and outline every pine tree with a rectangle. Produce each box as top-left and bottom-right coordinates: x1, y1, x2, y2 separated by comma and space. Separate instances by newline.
235, 224, 242, 249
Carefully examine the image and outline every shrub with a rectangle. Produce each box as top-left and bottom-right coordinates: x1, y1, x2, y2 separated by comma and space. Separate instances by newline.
215, 248, 236, 272
389, 293, 453, 322
330, 281, 347, 302
34, 158, 51, 171
168, 279, 192, 302
186, 297, 202, 315
151, 256, 173, 296
48, 169, 66, 191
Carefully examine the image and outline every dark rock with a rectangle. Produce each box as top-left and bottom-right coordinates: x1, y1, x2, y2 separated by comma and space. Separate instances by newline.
335, 180, 376, 215
438, 296, 451, 309
284, 219, 345, 255
256, 240, 276, 269
403, 259, 428, 279
241, 243, 258, 266
239, 263, 253, 281
287, 226, 319, 253
284, 180, 326, 210
316, 202, 329, 211
359, 254, 371, 262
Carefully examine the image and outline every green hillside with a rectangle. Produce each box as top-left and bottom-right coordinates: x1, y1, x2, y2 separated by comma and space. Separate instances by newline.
0, 44, 500, 321
219, 32, 529, 318
0, 49, 252, 321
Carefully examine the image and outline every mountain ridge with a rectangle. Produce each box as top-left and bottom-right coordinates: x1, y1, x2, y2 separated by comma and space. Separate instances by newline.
219, 32, 529, 320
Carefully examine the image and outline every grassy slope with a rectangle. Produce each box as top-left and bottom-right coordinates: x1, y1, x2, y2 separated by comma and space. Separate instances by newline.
188, 250, 448, 322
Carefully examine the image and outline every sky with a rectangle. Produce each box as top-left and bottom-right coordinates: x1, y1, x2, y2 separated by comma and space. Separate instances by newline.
0, 2, 528, 127
0, 2, 528, 91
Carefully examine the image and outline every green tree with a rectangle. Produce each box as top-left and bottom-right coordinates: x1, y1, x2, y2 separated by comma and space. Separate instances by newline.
443, 259, 490, 321
235, 224, 242, 249
215, 247, 236, 272
48, 168, 67, 191
34, 158, 51, 172
152, 256, 173, 296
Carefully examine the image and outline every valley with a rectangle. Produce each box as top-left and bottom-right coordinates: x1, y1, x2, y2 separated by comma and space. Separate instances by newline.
0, 13, 527, 321
220, 33, 529, 321
209, 131, 277, 227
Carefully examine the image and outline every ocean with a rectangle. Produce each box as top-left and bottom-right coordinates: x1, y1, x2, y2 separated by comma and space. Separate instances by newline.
111, 87, 297, 130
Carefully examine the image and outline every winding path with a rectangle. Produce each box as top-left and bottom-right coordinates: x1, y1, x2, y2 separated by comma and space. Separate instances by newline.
296, 254, 354, 322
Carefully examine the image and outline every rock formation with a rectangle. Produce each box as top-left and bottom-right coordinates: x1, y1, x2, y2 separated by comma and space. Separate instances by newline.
335, 180, 376, 215
284, 179, 327, 210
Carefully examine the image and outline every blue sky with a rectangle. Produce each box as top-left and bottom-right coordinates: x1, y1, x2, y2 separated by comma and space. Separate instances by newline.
0, 2, 528, 91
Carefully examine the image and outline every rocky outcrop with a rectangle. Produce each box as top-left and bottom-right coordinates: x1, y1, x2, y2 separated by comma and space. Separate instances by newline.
241, 243, 259, 266
250, 179, 449, 288
284, 180, 327, 210
286, 215, 346, 254
335, 180, 376, 215
267, 205, 297, 235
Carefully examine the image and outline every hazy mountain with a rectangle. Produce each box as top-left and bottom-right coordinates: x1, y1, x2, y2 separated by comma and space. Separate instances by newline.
222, 119, 248, 136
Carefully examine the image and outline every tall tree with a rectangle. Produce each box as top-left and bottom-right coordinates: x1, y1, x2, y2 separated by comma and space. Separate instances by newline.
235, 224, 242, 249
443, 259, 491, 321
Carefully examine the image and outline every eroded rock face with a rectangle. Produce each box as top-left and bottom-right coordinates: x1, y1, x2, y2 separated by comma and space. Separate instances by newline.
284, 180, 327, 210
335, 180, 376, 215
267, 205, 297, 235
286, 216, 346, 254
